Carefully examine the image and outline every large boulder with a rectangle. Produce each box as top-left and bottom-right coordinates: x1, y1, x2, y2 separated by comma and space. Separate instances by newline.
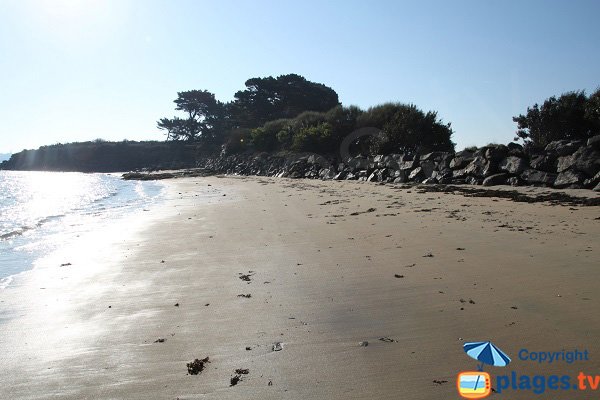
367, 168, 389, 182
587, 135, 600, 149
452, 168, 468, 179
408, 167, 424, 182
431, 169, 453, 184
544, 140, 583, 156
333, 171, 347, 180
391, 169, 409, 183
319, 168, 335, 180
482, 173, 508, 186
520, 169, 557, 186
556, 146, 600, 176
346, 157, 370, 171
484, 145, 508, 162
507, 142, 525, 156
449, 150, 475, 169
529, 154, 557, 172
499, 156, 528, 175
399, 159, 418, 170
419, 160, 436, 178
463, 156, 496, 177
583, 171, 600, 189
554, 170, 585, 188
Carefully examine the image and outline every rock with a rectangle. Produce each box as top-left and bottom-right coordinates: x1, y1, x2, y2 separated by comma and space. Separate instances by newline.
557, 147, 600, 176
594, 182, 600, 192
506, 176, 520, 186
420, 151, 449, 161
347, 157, 369, 171
359, 341, 369, 347
554, 170, 585, 188
529, 154, 557, 172
545, 140, 582, 156
507, 142, 524, 155
419, 160, 436, 178
399, 159, 417, 170
464, 176, 481, 185
392, 170, 409, 183
449, 150, 475, 169
319, 168, 335, 180
588, 135, 600, 149
422, 177, 437, 184
431, 170, 452, 184
408, 167, 424, 182
484, 145, 508, 161
482, 173, 508, 186
520, 169, 557, 186
499, 156, 528, 174
333, 171, 347, 180
384, 159, 400, 169
583, 171, 600, 188
367, 171, 379, 182
463, 156, 496, 177
452, 168, 468, 179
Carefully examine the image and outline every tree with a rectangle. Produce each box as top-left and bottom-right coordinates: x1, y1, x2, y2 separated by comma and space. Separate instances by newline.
513, 90, 598, 146
357, 103, 455, 154
230, 74, 340, 128
158, 90, 225, 142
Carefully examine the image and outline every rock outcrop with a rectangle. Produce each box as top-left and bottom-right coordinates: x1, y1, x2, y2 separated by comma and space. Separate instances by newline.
192, 136, 600, 190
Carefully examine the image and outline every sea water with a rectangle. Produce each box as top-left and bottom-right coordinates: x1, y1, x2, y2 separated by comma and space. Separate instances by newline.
0, 171, 165, 288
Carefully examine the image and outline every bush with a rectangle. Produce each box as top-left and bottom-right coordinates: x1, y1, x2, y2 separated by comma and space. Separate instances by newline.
513, 90, 600, 146
358, 103, 455, 154
291, 122, 333, 152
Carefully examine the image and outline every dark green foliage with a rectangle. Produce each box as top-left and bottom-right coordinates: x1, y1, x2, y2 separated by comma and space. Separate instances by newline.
224, 128, 252, 153
358, 103, 455, 154
230, 74, 340, 128
249, 102, 453, 155
159, 74, 454, 156
1, 141, 200, 172
158, 90, 225, 142
513, 90, 600, 146
291, 122, 333, 152
586, 88, 600, 134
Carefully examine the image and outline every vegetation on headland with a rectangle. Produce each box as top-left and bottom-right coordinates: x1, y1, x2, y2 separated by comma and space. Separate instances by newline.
0, 141, 199, 172
157, 74, 455, 155
513, 89, 600, 147
1, 73, 598, 174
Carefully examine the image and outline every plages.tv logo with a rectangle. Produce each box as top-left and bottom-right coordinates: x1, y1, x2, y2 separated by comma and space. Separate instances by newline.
457, 341, 511, 399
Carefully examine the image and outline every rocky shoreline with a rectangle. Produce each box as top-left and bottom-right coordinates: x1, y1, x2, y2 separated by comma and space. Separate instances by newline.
124, 136, 600, 195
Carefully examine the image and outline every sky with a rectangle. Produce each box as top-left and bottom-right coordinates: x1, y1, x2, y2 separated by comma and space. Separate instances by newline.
0, 0, 599, 154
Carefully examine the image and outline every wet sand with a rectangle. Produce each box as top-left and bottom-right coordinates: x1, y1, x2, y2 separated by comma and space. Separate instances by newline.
1, 176, 599, 399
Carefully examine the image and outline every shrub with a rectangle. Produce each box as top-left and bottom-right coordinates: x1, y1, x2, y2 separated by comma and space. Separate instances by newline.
513, 90, 599, 146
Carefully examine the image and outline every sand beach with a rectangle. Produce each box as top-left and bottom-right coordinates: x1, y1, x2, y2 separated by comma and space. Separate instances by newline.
1, 176, 599, 399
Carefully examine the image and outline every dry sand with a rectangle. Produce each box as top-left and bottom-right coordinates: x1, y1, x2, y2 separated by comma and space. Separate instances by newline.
1, 176, 599, 399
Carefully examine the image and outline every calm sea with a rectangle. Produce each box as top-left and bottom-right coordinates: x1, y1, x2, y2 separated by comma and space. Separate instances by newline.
0, 171, 165, 288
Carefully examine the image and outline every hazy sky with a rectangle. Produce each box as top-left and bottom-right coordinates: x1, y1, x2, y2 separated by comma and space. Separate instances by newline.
0, 0, 599, 153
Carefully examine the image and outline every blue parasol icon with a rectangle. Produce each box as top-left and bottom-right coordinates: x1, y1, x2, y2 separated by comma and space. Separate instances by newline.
463, 341, 511, 394
463, 341, 511, 371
